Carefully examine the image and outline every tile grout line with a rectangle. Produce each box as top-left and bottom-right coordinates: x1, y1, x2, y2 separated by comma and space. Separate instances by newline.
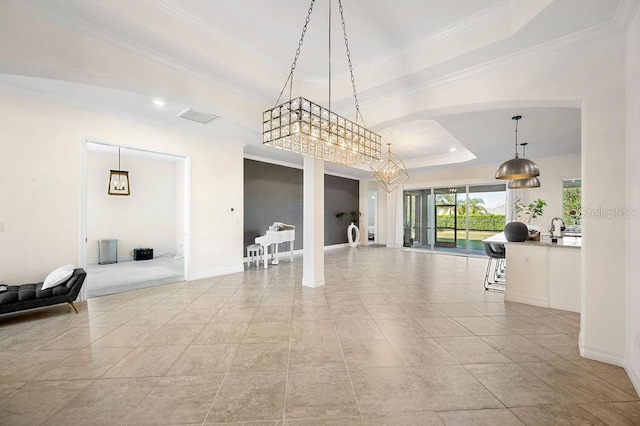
458, 362, 511, 411
100, 281, 208, 425
201, 278, 254, 426
265, 274, 295, 425
36, 377, 98, 426
201, 272, 274, 425
282, 315, 294, 424
328, 290, 366, 425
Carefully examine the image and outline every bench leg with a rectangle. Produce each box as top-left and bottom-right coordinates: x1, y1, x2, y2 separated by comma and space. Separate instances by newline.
68, 301, 78, 314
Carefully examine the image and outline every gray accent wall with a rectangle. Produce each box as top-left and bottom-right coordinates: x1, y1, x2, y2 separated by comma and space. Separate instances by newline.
244, 159, 359, 253
324, 174, 360, 246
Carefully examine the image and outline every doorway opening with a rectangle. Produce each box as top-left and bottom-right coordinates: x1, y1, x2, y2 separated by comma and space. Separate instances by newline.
81, 141, 189, 298
367, 189, 377, 243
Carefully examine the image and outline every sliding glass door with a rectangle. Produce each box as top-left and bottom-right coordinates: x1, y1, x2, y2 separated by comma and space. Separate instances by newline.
466, 184, 507, 253
403, 184, 506, 254
434, 187, 464, 248
403, 190, 431, 248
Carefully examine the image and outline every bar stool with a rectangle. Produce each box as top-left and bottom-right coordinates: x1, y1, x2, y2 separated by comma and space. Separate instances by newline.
246, 244, 263, 267
483, 242, 506, 292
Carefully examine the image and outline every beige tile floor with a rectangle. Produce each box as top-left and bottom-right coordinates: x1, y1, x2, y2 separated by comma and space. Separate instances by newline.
1, 246, 639, 425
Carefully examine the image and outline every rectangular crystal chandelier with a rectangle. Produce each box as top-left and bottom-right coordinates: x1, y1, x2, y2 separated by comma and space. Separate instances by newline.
263, 97, 381, 166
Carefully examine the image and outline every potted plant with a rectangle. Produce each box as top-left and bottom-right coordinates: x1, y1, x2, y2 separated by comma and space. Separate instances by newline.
336, 211, 361, 226
514, 198, 547, 223
513, 198, 546, 240
403, 220, 413, 247
336, 211, 362, 247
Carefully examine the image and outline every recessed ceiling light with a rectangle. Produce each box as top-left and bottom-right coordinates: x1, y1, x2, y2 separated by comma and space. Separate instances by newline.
152, 99, 166, 107
449, 148, 457, 152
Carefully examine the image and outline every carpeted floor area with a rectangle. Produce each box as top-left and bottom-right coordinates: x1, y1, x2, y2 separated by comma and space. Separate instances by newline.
85, 256, 184, 298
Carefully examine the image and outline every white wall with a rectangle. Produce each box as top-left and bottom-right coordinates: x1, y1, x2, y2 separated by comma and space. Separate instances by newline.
625, 5, 640, 394
377, 186, 388, 246
0, 94, 244, 284
507, 155, 581, 232
176, 160, 186, 257
87, 150, 179, 263
392, 154, 580, 245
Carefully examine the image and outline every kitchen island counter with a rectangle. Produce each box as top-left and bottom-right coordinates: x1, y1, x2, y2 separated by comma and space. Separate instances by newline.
483, 232, 581, 312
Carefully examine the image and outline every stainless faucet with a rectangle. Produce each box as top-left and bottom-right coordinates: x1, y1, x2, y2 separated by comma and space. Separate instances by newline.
550, 217, 565, 241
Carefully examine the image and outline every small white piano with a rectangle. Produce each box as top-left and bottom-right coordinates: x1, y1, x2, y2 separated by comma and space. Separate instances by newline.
255, 222, 295, 268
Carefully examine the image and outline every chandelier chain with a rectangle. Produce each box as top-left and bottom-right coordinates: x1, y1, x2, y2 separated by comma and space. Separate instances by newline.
274, 0, 316, 107
338, 0, 364, 126
264, 0, 384, 167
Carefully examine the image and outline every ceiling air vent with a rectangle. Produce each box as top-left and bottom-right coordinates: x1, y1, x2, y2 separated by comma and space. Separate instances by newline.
177, 108, 219, 124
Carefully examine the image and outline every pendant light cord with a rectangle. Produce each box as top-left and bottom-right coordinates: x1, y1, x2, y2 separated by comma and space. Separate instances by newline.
118, 147, 121, 171
514, 118, 520, 158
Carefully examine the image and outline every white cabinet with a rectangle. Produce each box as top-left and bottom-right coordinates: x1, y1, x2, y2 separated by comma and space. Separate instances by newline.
505, 244, 550, 307
505, 242, 581, 313
549, 248, 581, 312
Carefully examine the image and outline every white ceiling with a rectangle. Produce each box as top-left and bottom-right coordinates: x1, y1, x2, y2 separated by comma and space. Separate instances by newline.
0, 0, 634, 177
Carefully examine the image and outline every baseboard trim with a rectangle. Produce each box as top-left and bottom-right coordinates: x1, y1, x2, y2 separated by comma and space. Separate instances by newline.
504, 293, 549, 308
243, 243, 355, 263
188, 265, 244, 281
86, 275, 185, 298
579, 343, 624, 367
302, 277, 326, 288
387, 242, 401, 249
325, 243, 350, 250
87, 255, 134, 265
624, 353, 640, 397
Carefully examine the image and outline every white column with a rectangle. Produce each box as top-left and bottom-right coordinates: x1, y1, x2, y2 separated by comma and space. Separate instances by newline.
386, 188, 402, 248
302, 157, 325, 288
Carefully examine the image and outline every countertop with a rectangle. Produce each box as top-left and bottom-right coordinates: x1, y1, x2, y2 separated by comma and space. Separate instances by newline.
483, 232, 581, 248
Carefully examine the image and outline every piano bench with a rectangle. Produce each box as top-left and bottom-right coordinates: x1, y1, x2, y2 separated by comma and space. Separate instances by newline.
246, 244, 263, 267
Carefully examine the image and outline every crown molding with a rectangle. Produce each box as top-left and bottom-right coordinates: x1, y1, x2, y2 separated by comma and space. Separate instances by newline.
243, 154, 365, 181
357, 1, 511, 71
0, 0, 271, 105
147, 0, 284, 72
2, 0, 624, 113
402, 151, 477, 170
358, 21, 621, 114
305, 1, 512, 85
244, 153, 304, 171
429, 21, 621, 87
614, 0, 639, 30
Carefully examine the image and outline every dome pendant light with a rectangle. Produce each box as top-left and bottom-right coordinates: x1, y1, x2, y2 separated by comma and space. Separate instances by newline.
509, 177, 540, 188
495, 115, 540, 180
509, 143, 540, 188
